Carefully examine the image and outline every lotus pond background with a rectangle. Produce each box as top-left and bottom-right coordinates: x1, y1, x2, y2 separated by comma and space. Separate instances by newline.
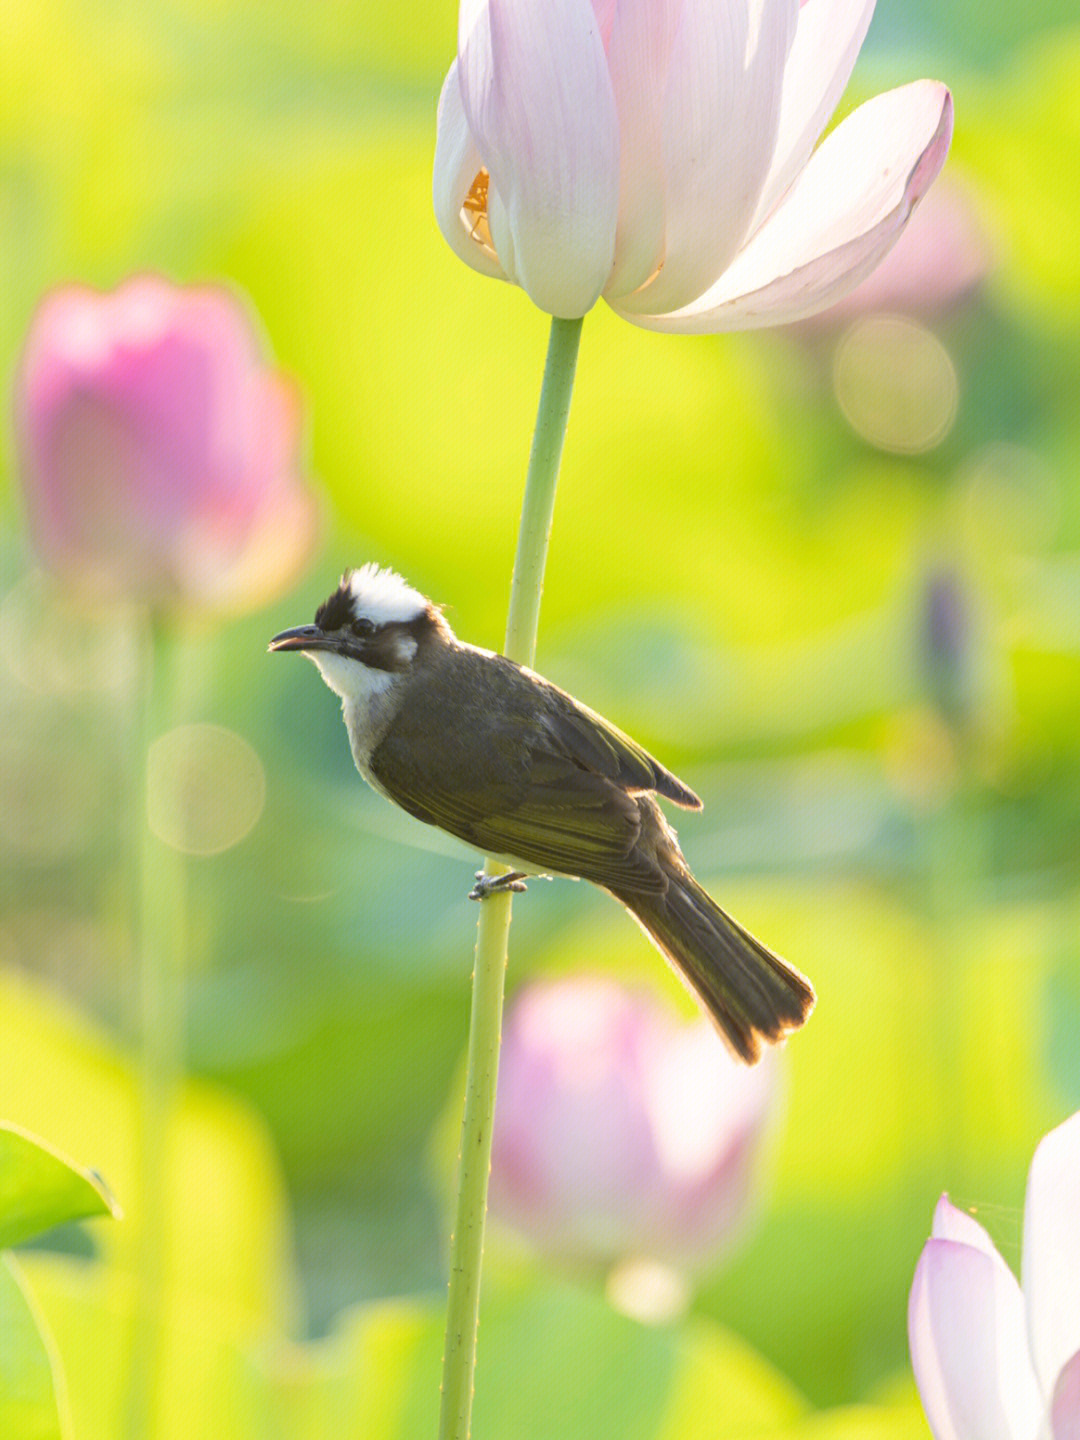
3, 2, 1080, 1436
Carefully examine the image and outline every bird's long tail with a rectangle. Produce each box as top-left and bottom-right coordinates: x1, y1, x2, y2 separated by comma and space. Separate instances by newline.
612, 870, 815, 1063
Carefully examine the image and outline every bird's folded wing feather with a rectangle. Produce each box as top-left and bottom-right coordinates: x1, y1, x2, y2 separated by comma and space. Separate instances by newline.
370, 723, 668, 891
539, 696, 701, 810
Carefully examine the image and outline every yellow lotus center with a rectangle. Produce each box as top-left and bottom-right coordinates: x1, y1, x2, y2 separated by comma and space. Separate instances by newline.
461, 168, 497, 258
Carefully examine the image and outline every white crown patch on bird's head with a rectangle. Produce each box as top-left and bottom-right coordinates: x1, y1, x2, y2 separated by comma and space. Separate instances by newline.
344, 564, 428, 626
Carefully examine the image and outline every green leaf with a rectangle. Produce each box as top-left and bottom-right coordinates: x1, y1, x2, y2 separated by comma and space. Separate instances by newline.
0, 1125, 119, 1250
776, 1398, 931, 1440
0, 1254, 67, 1440
656, 1318, 808, 1438
18, 1255, 275, 1440
274, 1283, 806, 1440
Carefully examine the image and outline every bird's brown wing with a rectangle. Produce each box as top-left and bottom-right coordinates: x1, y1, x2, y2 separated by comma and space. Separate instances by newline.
369, 703, 667, 892
537, 690, 701, 811
368, 647, 701, 889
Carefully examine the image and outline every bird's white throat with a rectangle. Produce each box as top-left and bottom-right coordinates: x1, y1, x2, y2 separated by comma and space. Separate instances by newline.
307, 650, 403, 789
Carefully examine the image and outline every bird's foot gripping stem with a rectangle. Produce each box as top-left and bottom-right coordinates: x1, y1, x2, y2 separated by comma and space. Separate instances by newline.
468, 870, 528, 901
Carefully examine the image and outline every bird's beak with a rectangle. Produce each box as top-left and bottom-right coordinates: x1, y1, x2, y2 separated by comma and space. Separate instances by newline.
268, 625, 335, 654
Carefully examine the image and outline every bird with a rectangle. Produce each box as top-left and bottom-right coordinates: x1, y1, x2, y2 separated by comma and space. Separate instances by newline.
269, 564, 814, 1062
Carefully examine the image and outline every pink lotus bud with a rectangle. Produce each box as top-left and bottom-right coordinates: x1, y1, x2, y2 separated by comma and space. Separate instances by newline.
489, 977, 779, 1280
14, 276, 318, 613
435, 0, 953, 329
909, 1111, 1080, 1439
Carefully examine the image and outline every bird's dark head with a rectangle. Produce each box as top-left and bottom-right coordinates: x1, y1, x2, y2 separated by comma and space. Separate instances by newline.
269, 564, 450, 700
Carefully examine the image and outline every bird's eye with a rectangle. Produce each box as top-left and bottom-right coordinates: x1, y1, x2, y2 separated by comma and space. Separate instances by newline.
350, 617, 375, 638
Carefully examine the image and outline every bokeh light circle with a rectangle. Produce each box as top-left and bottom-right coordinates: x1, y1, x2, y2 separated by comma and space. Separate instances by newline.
833, 315, 959, 453
147, 724, 266, 856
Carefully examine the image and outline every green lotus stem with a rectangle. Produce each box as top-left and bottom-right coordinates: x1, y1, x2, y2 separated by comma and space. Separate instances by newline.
438, 314, 583, 1440
126, 619, 188, 1440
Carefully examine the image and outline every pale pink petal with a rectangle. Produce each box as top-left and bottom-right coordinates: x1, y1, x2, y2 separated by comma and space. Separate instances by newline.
491, 980, 662, 1260
589, 0, 619, 46
457, 0, 620, 316
486, 181, 521, 289
186, 374, 320, 613
615, 0, 799, 315
433, 61, 510, 283
640, 1023, 777, 1263
614, 79, 952, 332
1024, 1112, 1080, 1399
932, 1194, 1001, 1254
909, 1235, 1042, 1440
1051, 1349, 1080, 1440
803, 175, 992, 323
209, 480, 321, 616
602, 0, 684, 299
749, 0, 877, 234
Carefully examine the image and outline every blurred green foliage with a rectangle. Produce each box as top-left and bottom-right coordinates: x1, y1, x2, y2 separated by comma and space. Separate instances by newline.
2, 0, 1080, 1434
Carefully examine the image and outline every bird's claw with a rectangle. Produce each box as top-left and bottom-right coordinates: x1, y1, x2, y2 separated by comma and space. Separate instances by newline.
469, 870, 528, 901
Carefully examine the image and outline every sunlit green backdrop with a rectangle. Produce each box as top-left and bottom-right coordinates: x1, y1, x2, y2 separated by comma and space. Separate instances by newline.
2, 2, 1079, 1436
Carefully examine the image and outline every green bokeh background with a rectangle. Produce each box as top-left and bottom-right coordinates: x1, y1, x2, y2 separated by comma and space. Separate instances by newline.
2, 1, 1080, 1434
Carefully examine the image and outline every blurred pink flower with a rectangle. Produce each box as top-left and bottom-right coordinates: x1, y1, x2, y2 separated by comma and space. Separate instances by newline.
802, 176, 991, 326
909, 1111, 1080, 1440
14, 276, 318, 613
434, 0, 953, 326
489, 976, 778, 1275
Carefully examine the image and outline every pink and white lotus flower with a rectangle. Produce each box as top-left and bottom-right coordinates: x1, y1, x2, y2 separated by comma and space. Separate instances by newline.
489, 976, 779, 1275
15, 276, 317, 614
909, 1111, 1080, 1440
434, 0, 953, 327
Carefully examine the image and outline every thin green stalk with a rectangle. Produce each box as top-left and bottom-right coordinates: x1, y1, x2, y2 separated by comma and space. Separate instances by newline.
126, 619, 189, 1440
438, 314, 583, 1440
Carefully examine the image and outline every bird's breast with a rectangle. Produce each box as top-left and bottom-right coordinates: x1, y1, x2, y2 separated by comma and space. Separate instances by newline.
341, 679, 401, 797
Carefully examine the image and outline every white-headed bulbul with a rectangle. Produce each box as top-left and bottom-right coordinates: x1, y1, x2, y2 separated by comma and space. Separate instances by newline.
270, 565, 815, 1062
